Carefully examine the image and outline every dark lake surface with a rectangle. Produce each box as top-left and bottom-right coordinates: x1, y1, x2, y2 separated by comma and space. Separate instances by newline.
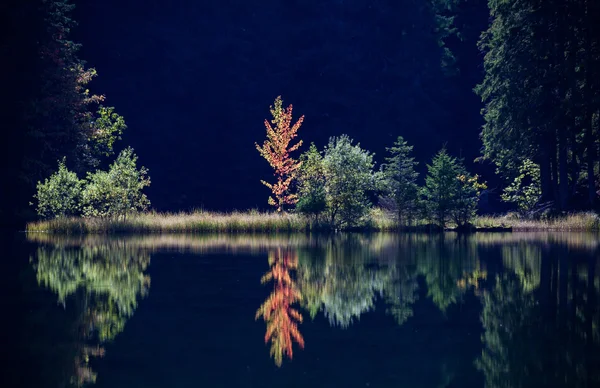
4, 232, 600, 388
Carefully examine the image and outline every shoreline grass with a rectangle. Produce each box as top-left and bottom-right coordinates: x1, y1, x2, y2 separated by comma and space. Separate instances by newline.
474, 212, 600, 231
25, 210, 600, 234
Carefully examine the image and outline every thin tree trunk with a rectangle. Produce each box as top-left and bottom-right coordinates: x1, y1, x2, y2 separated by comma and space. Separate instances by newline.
539, 145, 553, 202
585, 0, 596, 206
551, 138, 560, 205
558, 128, 569, 210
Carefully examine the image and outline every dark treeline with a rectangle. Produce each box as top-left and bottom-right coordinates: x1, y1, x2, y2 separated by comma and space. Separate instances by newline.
477, 0, 600, 210
3, 0, 488, 224
2, 0, 130, 227
3, 0, 600, 228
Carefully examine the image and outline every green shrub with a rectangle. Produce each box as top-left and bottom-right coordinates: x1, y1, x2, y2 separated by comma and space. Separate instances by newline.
34, 159, 84, 219
501, 159, 542, 215
296, 143, 327, 220
82, 147, 150, 218
322, 135, 377, 228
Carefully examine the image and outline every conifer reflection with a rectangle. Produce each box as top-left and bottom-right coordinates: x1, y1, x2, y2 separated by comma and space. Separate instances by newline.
294, 234, 487, 328
255, 247, 305, 367
478, 244, 600, 388
32, 241, 150, 386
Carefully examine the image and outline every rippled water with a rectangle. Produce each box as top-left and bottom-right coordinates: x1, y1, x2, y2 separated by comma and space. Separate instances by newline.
5, 232, 600, 387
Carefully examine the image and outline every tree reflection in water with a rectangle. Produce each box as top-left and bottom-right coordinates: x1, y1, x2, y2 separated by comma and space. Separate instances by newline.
255, 247, 304, 367
27, 232, 600, 385
477, 239, 600, 388
31, 241, 150, 386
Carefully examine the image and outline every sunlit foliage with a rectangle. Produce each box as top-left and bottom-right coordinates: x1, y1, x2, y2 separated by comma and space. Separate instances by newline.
34, 158, 84, 219
256, 96, 304, 212
82, 147, 151, 218
296, 143, 327, 221
322, 135, 377, 228
501, 159, 542, 215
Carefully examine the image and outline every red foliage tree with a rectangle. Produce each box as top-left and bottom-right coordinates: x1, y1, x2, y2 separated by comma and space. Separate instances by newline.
256, 96, 304, 212
255, 248, 305, 367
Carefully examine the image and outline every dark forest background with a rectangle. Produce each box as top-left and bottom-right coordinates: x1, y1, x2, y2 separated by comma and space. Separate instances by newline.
70, 0, 491, 210
2, 0, 599, 227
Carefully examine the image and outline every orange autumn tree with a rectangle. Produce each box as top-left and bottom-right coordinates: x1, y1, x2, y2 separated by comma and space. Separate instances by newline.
256, 96, 304, 212
255, 248, 305, 367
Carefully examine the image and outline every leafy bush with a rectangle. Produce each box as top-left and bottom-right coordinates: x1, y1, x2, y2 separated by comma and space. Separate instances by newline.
322, 135, 376, 228
296, 143, 327, 220
453, 172, 487, 228
34, 159, 84, 219
501, 159, 541, 215
82, 148, 150, 218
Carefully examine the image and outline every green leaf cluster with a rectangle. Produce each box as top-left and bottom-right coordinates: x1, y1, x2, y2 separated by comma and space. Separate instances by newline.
34, 148, 151, 219
295, 136, 377, 228
323, 135, 377, 228
501, 159, 542, 215
296, 143, 327, 220
82, 147, 151, 218
34, 158, 84, 219
91, 106, 127, 158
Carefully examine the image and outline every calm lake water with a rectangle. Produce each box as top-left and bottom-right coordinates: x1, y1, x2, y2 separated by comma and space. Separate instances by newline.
5, 232, 600, 388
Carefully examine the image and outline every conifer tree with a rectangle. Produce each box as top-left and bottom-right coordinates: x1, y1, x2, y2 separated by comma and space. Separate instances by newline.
477, 0, 600, 209
422, 149, 460, 228
380, 136, 419, 225
422, 148, 484, 228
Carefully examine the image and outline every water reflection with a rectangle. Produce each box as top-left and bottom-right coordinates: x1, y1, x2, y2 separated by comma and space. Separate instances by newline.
255, 248, 305, 367
30, 239, 150, 386
25, 232, 600, 386
477, 240, 600, 388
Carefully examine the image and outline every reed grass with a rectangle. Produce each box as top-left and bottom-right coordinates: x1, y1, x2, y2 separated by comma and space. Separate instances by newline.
26, 209, 600, 234
26, 210, 311, 234
474, 212, 600, 231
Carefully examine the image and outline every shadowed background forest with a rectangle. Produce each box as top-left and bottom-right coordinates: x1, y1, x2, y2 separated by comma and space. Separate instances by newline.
1, 0, 491, 222
3, 0, 600, 228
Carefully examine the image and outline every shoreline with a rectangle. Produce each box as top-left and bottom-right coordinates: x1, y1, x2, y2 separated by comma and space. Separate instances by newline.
25, 211, 600, 234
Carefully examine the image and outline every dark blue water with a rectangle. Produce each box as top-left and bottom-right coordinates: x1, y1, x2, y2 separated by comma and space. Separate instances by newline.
5, 233, 600, 388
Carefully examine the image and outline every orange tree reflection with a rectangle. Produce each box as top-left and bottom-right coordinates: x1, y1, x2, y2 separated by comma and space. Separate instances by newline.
255, 247, 305, 366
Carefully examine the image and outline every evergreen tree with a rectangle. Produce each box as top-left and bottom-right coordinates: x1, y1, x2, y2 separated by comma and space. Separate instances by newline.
422, 148, 484, 228
2, 0, 127, 226
422, 149, 460, 228
380, 136, 419, 225
476, 0, 600, 210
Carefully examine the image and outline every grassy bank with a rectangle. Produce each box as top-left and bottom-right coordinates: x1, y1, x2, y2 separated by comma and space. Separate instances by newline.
474, 212, 600, 231
26, 211, 310, 234
25, 210, 600, 234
